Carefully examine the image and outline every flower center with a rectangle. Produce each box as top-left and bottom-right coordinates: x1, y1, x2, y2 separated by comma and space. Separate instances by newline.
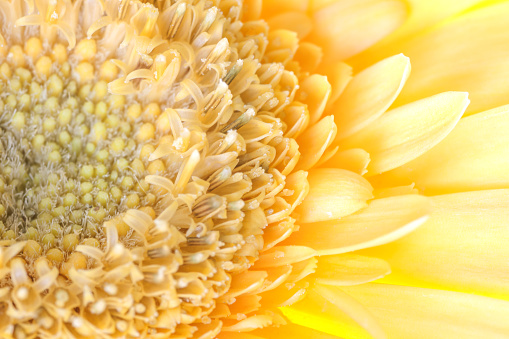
0, 37, 164, 267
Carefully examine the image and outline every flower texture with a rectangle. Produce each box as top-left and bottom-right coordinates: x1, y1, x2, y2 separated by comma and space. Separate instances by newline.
0, 0, 508, 338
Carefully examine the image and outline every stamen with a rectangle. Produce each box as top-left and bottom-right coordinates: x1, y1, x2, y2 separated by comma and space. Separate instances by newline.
192, 7, 218, 39
167, 3, 187, 39
147, 245, 171, 258
134, 303, 146, 314
197, 38, 230, 75
90, 299, 107, 314
16, 287, 29, 300
103, 283, 118, 296
193, 195, 224, 218
220, 107, 256, 132
223, 60, 244, 84
118, 0, 130, 19
116, 319, 128, 332
203, 81, 229, 113
55, 289, 69, 308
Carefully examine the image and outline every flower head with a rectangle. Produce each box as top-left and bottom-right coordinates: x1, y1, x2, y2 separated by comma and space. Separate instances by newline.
0, 0, 508, 338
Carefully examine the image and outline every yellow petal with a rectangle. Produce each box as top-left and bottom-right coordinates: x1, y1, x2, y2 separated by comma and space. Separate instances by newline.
222, 271, 267, 299
289, 194, 430, 255
334, 54, 411, 140
314, 146, 339, 168
222, 315, 274, 332
218, 333, 264, 339
266, 12, 313, 39
295, 115, 337, 171
392, 2, 509, 114
339, 283, 509, 339
294, 42, 324, 73
319, 148, 370, 175
309, 0, 407, 61
348, 0, 486, 69
254, 323, 342, 338
297, 75, 332, 125
341, 92, 469, 175
294, 168, 373, 223
373, 184, 418, 198
360, 189, 509, 301
261, 0, 308, 16
315, 254, 391, 286
242, 0, 262, 20
320, 61, 352, 111
282, 285, 386, 339
387, 105, 509, 194
253, 246, 316, 269
282, 170, 309, 212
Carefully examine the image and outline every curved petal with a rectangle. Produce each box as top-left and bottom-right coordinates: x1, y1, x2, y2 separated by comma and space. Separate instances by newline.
289, 194, 430, 255
297, 75, 331, 125
348, 0, 486, 69
339, 283, 509, 339
315, 254, 391, 286
294, 168, 373, 223
334, 54, 411, 140
309, 0, 407, 61
282, 286, 386, 339
253, 324, 341, 338
253, 246, 316, 269
261, 0, 308, 16
388, 104, 509, 194
320, 61, 352, 111
295, 115, 337, 171
341, 92, 469, 175
319, 148, 370, 175
392, 2, 509, 114
359, 189, 509, 301
266, 12, 313, 39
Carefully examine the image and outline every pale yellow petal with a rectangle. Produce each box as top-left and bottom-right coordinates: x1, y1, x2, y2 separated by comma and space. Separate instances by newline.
282, 285, 386, 339
253, 246, 316, 268
253, 324, 341, 338
262, 0, 308, 16
341, 92, 469, 175
334, 54, 410, 140
387, 105, 509, 194
339, 283, 509, 339
242, 0, 262, 20
218, 333, 265, 339
319, 148, 370, 175
360, 189, 509, 300
289, 194, 429, 255
315, 254, 391, 286
294, 168, 373, 223
348, 0, 486, 69
295, 115, 337, 171
373, 184, 418, 198
391, 2, 509, 114
294, 42, 324, 73
297, 75, 331, 125
320, 61, 352, 111
266, 12, 313, 39
309, 0, 407, 61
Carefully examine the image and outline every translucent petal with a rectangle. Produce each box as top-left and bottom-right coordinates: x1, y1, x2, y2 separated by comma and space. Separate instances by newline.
341, 92, 469, 175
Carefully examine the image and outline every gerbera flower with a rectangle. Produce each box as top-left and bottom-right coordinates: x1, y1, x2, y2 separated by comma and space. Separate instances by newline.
0, 0, 507, 338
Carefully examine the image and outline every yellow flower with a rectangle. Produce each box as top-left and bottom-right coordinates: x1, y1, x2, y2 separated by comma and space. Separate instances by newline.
0, 0, 507, 338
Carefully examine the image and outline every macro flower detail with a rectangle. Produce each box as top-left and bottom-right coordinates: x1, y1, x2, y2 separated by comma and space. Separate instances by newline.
1, 0, 509, 338
0, 0, 317, 337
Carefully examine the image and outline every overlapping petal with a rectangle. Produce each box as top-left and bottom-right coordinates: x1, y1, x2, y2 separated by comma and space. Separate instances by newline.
340, 91, 469, 174
359, 189, 509, 300
386, 104, 509, 194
